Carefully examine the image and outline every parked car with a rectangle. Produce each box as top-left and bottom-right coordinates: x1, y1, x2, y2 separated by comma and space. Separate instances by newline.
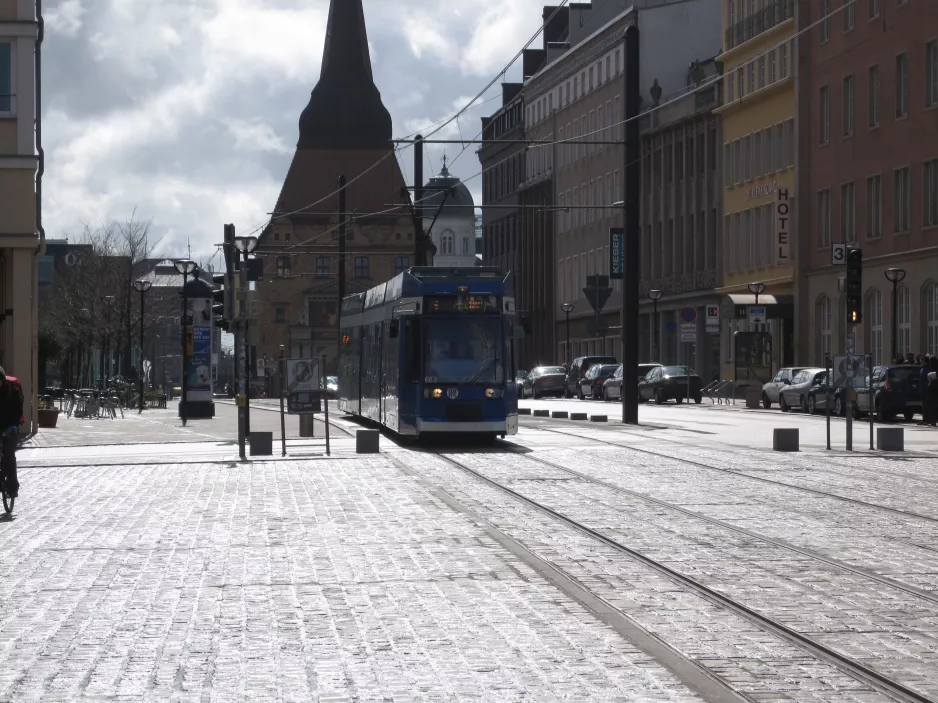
638, 366, 703, 404
855, 364, 922, 421
602, 363, 663, 401
521, 366, 567, 398
579, 364, 620, 399
761, 367, 808, 408
565, 356, 618, 398
806, 374, 847, 416
778, 368, 826, 413
516, 369, 529, 385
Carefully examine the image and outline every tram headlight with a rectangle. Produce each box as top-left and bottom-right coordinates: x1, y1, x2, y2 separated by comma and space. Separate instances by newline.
432, 388, 443, 399
485, 388, 503, 398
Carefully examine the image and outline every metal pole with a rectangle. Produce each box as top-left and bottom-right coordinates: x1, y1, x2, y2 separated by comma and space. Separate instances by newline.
138, 287, 145, 413
565, 311, 570, 366
279, 348, 287, 457
891, 279, 898, 362
180, 272, 189, 427
414, 135, 425, 266
825, 354, 831, 450
845, 327, 855, 451
322, 353, 331, 456
237, 254, 248, 460
869, 352, 874, 450
621, 24, 640, 424
337, 174, 347, 373
242, 251, 251, 441
653, 300, 659, 361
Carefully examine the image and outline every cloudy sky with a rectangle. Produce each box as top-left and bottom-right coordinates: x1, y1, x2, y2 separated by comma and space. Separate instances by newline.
42, 0, 549, 267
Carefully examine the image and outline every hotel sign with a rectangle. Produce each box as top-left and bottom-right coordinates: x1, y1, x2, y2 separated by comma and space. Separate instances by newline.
746, 181, 778, 201
776, 187, 791, 267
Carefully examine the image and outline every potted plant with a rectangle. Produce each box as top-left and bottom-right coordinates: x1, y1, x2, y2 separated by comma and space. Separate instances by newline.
38, 396, 60, 429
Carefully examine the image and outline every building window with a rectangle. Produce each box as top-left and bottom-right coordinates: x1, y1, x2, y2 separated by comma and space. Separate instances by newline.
818, 189, 831, 247
841, 182, 856, 243
894, 166, 910, 232
869, 64, 880, 127
867, 174, 882, 238
757, 56, 765, 89
354, 257, 370, 279
817, 296, 832, 363
768, 50, 777, 83
868, 289, 883, 366
925, 159, 938, 227
897, 285, 911, 358
275, 306, 285, 323
276, 256, 291, 277
441, 230, 454, 255
928, 41, 938, 108
843, 0, 854, 30
736, 67, 744, 98
896, 53, 908, 118
927, 283, 938, 355
394, 257, 410, 274
38, 256, 54, 285
869, 0, 880, 19
819, 86, 830, 144
780, 43, 789, 79
820, 0, 830, 42
842, 75, 854, 136
785, 118, 795, 167
747, 61, 755, 93
315, 256, 329, 277
0, 43, 10, 113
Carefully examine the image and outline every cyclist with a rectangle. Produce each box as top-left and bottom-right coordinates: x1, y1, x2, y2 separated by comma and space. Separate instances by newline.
0, 367, 23, 500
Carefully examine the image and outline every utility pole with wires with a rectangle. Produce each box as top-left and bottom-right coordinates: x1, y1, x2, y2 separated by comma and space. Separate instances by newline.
414, 135, 426, 265
337, 174, 346, 369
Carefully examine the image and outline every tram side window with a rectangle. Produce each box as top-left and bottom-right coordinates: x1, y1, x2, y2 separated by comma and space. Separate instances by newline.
404, 319, 421, 382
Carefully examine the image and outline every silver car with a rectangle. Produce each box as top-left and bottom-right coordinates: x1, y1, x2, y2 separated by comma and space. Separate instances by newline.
761, 367, 807, 408
778, 368, 826, 413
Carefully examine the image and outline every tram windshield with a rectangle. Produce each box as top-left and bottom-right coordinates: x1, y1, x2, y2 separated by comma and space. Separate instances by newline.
423, 318, 508, 384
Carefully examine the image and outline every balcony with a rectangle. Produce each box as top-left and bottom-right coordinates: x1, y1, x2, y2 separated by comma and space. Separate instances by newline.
725, 0, 793, 51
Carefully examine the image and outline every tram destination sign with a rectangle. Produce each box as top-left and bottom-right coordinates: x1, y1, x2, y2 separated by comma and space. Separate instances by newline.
425, 295, 500, 314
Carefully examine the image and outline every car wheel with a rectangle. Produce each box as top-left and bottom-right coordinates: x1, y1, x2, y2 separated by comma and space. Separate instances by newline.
654, 389, 665, 404
603, 388, 610, 402
762, 392, 771, 409
779, 394, 789, 412
835, 396, 843, 416
807, 395, 816, 414
800, 395, 808, 413
694, 394, 702, 404
904, 410, 915, 422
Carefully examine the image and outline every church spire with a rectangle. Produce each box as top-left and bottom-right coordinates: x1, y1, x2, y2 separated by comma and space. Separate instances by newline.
297, 0, 392, 150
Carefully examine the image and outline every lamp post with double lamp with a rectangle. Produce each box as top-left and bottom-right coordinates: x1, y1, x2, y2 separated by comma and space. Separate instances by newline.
132, 279, 152, 413
648, 289, 662, 362
173, 259, 197, 426
234, 235, 258, 450
884, 267, 907, 362
560, 302, 575, 367
748, 281, 766, 332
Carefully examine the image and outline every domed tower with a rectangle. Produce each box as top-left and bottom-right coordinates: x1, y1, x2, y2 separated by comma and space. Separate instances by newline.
422, 158, 477, 267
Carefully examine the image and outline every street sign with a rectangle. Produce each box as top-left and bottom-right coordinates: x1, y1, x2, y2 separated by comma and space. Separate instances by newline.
776, 187, 791, 266
748, 306, 767, 324
256, 358, 266, 378
831, 242, 847, 266
705, 304, 720, 333
679, 307, 697, 324
286, 357, 322, 414
609, 228, 624, 280
583, 275, 613, 312
832, 354, 869, 389
680, 323, 696, 343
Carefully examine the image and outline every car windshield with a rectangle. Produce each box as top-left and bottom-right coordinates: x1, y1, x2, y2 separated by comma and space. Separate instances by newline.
537, 367, 566, 375
423, 318, 507, 384
598, 365, 619, 376
327, 376, 338, 384
661, 366, 695, 376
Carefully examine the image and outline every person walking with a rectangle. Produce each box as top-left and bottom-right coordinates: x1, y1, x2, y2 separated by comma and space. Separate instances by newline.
0, 367, 24, 499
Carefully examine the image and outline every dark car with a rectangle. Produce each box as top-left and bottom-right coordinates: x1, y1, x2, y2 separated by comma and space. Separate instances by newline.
579, 364, 620, 399
565, 356, 618, 398
855, 364, 922, 421
638, 365, 703, 404
602, 363, 663, 401
521, 366, 567, 398
807, 374, 847, 416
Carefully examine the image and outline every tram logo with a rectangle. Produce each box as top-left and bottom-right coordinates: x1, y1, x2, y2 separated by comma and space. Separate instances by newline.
446, 388, 459, 399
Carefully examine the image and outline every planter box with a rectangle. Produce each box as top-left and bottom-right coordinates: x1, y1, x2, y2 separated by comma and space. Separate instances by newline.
38, 408, 60, 429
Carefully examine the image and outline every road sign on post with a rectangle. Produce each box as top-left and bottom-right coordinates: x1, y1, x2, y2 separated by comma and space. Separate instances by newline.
831, 242, 847, 266
705, 304, 720, 333
679, 307, 697, 343
609, 229, 624, 280
584, 275, 613, 340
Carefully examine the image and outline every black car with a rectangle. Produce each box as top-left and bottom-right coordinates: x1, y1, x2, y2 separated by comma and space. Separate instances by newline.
565, 356, 618, 398
521, 366, 567, 398
638, 365, 703, 404
602, 363, 663, 401
578, 364, 620, 399
855, 364, 922, 421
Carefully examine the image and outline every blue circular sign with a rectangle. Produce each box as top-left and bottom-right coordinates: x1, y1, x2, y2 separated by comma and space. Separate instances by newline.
679, 307, 697, 323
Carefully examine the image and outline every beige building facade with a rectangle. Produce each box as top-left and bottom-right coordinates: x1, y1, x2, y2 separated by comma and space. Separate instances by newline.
0, 0, 40, 430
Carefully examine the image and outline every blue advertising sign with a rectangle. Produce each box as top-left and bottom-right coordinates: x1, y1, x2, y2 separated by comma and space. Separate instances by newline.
186, 324, 212, 391
609, 228, 624, 280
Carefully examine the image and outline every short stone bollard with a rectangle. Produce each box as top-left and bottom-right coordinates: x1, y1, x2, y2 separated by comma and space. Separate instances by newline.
533, 409, 550, 417
518, 408, 532, 415
773, 428, 799, 452
551, 411, 569, 419
590, 415, 608, 422
876, 427, 904, 451
356, 429, 380, 454
570, 412, 588, 420
745, 386, 761, 409
249, 432, 273, 456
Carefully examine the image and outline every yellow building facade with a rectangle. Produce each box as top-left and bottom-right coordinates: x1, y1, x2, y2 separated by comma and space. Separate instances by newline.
715, 0, 797, 383
0, 0, 40, 430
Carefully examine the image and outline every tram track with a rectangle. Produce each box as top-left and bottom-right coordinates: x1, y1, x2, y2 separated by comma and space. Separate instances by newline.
425, 449, 935, 703
527, 423, 938, 525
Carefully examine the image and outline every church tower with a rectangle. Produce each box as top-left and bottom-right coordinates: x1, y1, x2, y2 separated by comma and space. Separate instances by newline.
256, 0, 414, 374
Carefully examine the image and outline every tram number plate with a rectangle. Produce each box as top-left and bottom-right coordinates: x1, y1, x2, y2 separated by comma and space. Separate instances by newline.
288, 391, 322, 414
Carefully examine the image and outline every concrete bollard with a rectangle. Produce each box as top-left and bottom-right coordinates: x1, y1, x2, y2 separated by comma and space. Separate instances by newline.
570, 412, 588, 420
551, 411, 569, 419
590, 415, 608, 422
745, 386, 762, 409
518, 408, 532, 415
356, 429, 380, 454
876, 427, 904, 451
533, 409, 550, 417
299, 415, 315, 438
773, 428, 799, 452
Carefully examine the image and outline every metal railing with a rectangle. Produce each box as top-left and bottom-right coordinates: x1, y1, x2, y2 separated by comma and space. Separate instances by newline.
703, 380, 736, 405
725, 0, 794, 50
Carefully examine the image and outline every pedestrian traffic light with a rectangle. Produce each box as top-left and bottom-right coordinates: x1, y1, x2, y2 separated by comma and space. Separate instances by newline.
845, 247, 862, 324
212, 273, 230, 331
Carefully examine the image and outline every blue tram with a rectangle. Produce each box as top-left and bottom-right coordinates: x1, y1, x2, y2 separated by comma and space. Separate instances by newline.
337, 267, 519, 438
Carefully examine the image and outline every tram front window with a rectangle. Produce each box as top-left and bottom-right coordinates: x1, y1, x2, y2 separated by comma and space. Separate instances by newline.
423, 318, 507, 384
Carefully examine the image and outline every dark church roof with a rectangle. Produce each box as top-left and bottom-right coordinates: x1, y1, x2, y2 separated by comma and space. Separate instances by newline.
422, 160, 475, 218
297, 0, 392, 150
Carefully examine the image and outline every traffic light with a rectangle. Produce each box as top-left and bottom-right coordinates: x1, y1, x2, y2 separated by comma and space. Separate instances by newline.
213, 273, 230, 332
845, 247, 862, 324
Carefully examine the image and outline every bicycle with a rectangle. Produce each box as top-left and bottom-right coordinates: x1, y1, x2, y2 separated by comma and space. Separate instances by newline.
1, 426, 17, 515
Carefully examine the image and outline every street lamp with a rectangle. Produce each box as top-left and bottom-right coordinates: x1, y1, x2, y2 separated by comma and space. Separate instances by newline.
234, 236, 258, 442
174, 258, 197, 426
279, 344, 286, 456
560, 302, 575, 367
648, 289, 663, 362
132, 279, 152, 414
885, 267, 907, 362
748, 281, 766, 332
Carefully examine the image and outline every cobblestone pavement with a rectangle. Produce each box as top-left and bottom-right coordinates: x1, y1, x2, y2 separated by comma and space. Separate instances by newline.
389, 449, 901, 703
0, 453, 711, 702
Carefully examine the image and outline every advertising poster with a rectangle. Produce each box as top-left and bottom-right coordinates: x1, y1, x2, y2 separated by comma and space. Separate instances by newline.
185, 297, 213, 400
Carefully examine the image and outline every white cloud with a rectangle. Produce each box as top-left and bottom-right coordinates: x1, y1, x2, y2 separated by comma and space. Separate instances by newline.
225, 119, 291, 155
45, 0, 86, 37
